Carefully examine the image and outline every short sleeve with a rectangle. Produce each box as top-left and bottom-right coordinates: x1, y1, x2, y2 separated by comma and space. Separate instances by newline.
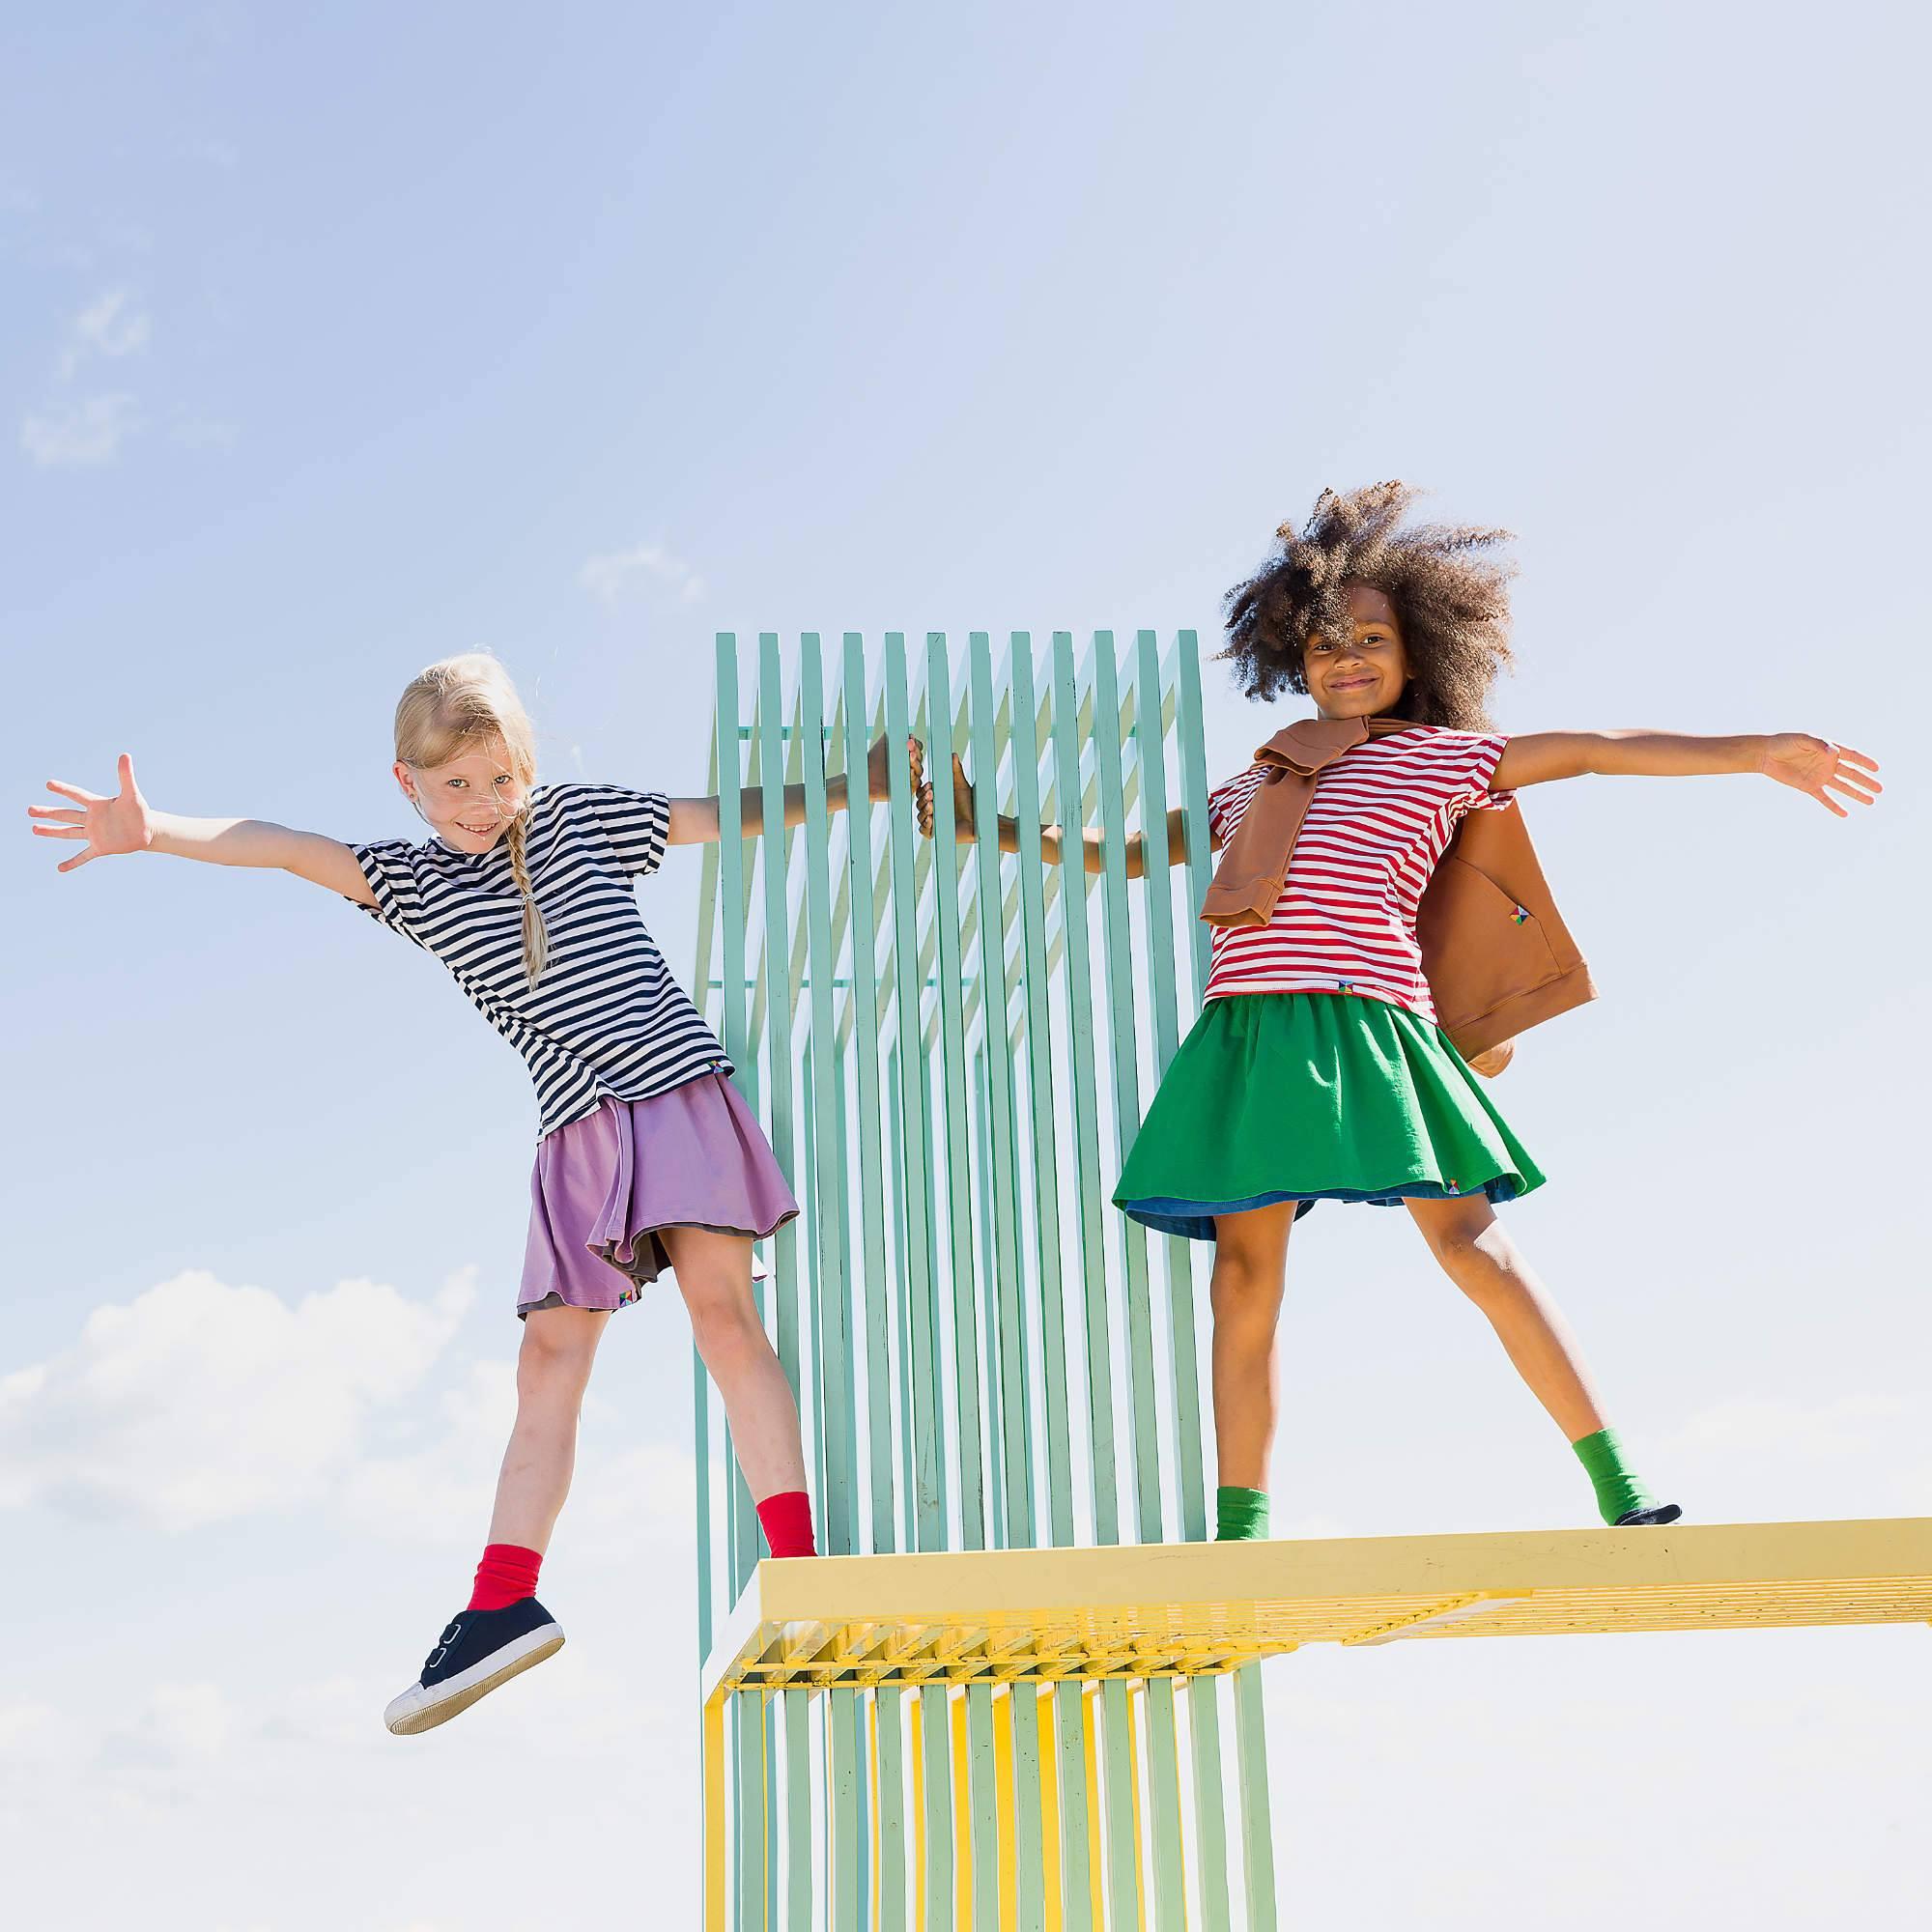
1446, 731, 1515, 816
347, 838, 429, 938
1207, 765, 1264, 845
554, 783, 671, 878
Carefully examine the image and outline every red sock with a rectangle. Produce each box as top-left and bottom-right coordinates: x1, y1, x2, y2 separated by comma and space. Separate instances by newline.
468, 1543, 543, 1611
754, 1491, 817, 1559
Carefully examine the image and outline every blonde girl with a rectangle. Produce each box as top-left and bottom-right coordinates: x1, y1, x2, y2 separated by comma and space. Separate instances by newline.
31, 653, 910, 1734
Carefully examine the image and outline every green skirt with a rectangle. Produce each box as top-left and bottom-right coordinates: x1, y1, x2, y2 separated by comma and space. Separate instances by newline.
1113, 991, 1546, 1240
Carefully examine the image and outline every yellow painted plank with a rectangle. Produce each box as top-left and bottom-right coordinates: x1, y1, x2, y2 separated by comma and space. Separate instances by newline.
703, 1520, 1932, 1692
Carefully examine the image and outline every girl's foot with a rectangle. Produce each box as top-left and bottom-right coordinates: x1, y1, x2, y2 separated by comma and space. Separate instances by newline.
1614, 1503, 1684, 1526
384, 1597, 564, 1735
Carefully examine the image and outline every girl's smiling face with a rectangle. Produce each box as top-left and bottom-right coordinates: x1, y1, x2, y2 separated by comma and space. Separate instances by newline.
396, 739, 526, 853
1304, 583, 1409, 719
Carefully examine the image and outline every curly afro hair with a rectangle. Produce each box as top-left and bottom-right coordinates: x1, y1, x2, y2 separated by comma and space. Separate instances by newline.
1219, 480, 1518, 730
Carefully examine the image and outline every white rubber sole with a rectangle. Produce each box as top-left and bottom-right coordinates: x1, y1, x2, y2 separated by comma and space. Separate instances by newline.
384, 1623, 565, 1736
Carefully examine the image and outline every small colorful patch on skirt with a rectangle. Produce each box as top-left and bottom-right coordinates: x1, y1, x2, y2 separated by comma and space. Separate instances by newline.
1113, 990, 1545, 1242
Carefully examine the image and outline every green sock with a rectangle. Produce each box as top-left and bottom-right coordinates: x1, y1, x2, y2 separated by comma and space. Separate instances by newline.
1572, 1428, 1654, 1525
1215, 1486, 1270, 1541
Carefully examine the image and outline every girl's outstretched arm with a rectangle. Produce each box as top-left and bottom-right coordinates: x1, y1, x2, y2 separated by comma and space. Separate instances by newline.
666, 734, 922, 845
917, 751, 1202, 876
1491, 731, 1882, 817
28, 753, 376, 902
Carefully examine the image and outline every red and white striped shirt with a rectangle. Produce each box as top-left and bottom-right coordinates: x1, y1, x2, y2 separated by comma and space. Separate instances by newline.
1204, 727, 1514, 1024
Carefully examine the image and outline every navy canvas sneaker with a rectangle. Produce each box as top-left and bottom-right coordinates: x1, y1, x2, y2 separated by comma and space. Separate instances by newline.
1615, 1503, 1684, 1525
384, 1597, 564, 1736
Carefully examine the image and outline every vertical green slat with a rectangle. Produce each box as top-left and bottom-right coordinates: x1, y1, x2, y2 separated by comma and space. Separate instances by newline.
968, 633, 1033, 1549
843, 636, 895, 1554
1184, 1678, 1233, 1931
878, 1686, 908, 1931
920, 1685, 954, 1929
1052, 1683, 1093, 1931
1047, 633, 1118, 1548
884, 639, 946, 1549
785, 1687, 812, 1930
758, 637, 803, 1481
829, 1688, 863, 1932
1142, 1679, 1186, 1930
1007, 638, 1074, 1548
694, 1356, 712, 1662
716, 636, 760, 1600
1171, 633, 1215, 1007
1089, 635, 1162, 1543
1234, 1664, 1278, 1932
734, 1693, 762, 1932
1098, 1681, 1138, 1926
1010, 1686, 1046, 1932
924, 633, 986, 1550
966, 1684, 1000, 1931
1131, 632, 1208, 1543
887, 1051, 920, 1553
972, 1051, 1008, 1552
800, 637, 858, 1552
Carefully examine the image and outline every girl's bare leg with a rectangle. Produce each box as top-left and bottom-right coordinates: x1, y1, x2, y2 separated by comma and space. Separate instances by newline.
487, 1303, 611, 1551
1208, 1201, 1300, 1490
1406, 1194, 1606, 1441
661, 1224, 809, 1498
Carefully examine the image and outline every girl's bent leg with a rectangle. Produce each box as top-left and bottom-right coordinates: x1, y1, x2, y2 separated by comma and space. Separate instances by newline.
1405, 1195, 1605, 1441
1208, 1201, 1299, 1493
661, 1225, 810, 1501
487, 1304, 610, 1552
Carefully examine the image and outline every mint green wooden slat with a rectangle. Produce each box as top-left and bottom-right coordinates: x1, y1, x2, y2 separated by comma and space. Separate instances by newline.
887, 1051, 919, 1554
1047, 633, 1118, 1548
968, 634, 1033, 1549
733, 1692, 761, 1932
1142, 1679, 1186, 1931
1130, 634, 1208, 1546
965, 1684, 1000, 1932
758, 638, 803, 1459
1233, 1663, 1277, 1932
1009, 1687, 1046, 1932
1183, 1678, 1233, 1932
799, 1041, 830, 1531
884, 640, 946, 1550
1170, 634, 1215, 1007
1098, 1681, 1139, 1927
877, 1686, 908, 1932
800, 637, 858, 1553
842, 636, 895, 1554
828, 1688, 863, 1932
972, 1051, 1007, 1552
920, 1684, 953, 1930
1007, 639, 1075, 1550
784, 1687, 812, 1931
1052, 1683, 1093, 1932
715, 637, 760, 1601
1088, 635, 1162, 1545
924, 633, 986, 1551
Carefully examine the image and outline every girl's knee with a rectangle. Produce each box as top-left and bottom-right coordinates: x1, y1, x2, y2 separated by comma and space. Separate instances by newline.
685, 1281, 767, 1364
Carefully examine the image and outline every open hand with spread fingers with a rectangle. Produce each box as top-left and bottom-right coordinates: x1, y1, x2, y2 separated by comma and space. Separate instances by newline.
28, 754, 153, 873
1758, 736, 1882, 816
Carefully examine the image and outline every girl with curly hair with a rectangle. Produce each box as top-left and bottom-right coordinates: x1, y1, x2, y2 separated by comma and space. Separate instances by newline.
931, 481, 1880, 1541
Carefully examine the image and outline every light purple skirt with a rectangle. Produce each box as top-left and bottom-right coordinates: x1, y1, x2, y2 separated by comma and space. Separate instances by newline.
517, 1073, 799, 1319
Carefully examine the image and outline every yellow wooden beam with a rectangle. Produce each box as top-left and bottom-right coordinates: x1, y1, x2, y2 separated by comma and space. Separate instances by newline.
702, 1519, 1932, 1697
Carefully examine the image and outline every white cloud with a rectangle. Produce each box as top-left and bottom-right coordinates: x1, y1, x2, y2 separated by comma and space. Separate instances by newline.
99, 1683, 237, 1771
579, 539, 706, 608
19, 392, 140, 468
64, 288, 151, 372
1669, 1392, 1909, 1460
0, 1267, 474, 1530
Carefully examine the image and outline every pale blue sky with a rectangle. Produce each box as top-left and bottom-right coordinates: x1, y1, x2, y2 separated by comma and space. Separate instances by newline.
5, 3, 1928, 1928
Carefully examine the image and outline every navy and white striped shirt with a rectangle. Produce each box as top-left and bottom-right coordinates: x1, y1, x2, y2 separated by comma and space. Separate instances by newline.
348, 782, 729, 1140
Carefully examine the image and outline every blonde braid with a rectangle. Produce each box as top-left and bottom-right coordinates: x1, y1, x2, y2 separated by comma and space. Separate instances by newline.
504, 808, 549, 986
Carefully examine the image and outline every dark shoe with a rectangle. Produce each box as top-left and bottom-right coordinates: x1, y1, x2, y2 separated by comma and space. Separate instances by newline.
1614, 1503, 1684, 1526
384, 1598, 564, 1736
